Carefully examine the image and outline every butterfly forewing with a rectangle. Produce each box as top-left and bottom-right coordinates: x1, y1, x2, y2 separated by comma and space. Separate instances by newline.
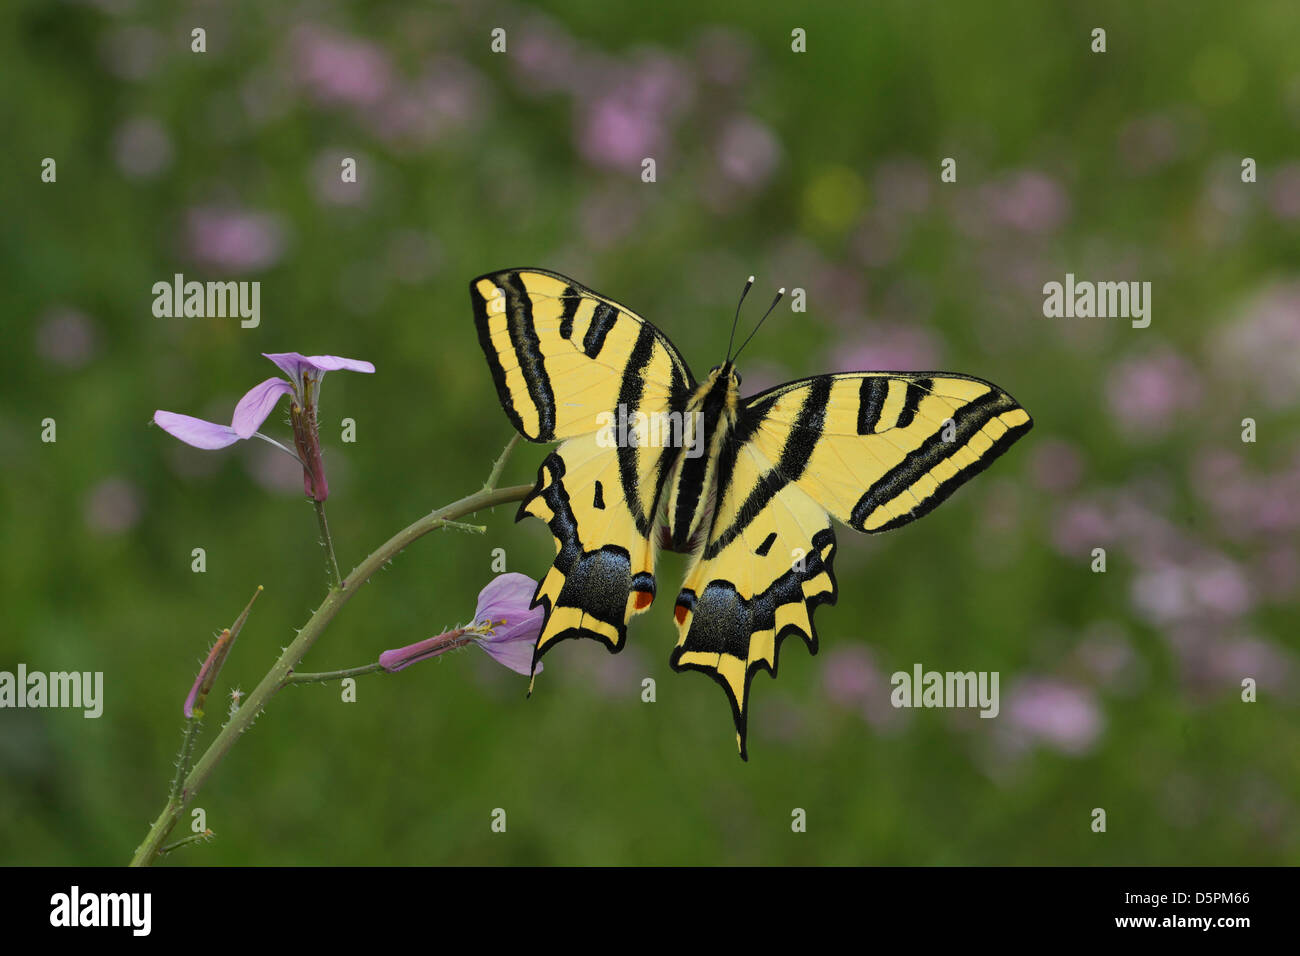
744, 372, 1033, 533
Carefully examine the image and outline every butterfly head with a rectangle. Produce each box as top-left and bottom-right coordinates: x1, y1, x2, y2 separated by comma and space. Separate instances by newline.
707, 362, 742, 389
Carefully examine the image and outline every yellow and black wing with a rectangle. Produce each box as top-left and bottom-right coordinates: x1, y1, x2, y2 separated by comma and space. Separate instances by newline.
470, 269, 694, 669
671, 372, 1032, 757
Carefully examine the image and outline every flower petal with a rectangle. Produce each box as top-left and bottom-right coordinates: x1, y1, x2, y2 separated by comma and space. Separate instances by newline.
153, 410, 242, 449
474, 573, 544, 640
231, 377, 294, 438
261, 352, 310, 381
303, 354, 375, 374
476, 636, 542, 676
262, 351, 375, 380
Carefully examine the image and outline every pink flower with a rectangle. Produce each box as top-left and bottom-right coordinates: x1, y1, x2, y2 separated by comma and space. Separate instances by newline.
153, 352, 374, 502
379, 574, 545, 677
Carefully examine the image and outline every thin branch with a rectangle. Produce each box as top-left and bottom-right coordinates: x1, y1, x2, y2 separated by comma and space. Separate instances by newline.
285, 662, 385, 685
129, 480, 533, 867
483, 432, 522, 493
315, 500, 344, 589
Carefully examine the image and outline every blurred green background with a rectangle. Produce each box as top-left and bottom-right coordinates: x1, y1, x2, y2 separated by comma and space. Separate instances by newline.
2, 0, 1297, 865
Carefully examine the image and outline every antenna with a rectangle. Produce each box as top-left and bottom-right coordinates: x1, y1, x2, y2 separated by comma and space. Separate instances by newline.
725, 275, 756, 362
731, 287, 785, 362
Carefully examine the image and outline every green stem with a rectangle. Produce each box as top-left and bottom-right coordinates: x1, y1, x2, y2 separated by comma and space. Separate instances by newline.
484, 433, 522, 492
314, 499, 343, 589
286, 662, 386, 685
168, 717, 202, 803
129, 480, 533, 867
159, 829, 213, 856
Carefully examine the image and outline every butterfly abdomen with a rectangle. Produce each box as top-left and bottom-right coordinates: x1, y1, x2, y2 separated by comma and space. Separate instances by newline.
665, 366, 739, 551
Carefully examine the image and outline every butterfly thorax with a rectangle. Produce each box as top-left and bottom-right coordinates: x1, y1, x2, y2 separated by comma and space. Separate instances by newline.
662, 364, 741, 553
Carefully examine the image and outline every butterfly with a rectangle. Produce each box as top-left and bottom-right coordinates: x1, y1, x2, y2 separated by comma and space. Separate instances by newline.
471, 268, 1032, 758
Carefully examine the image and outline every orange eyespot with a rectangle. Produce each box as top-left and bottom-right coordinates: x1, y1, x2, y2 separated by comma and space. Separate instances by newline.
674, 604, 688, 625
634, 592, 653, 610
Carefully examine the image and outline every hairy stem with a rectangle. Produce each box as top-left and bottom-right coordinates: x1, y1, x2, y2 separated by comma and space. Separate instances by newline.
167, 718, 202, 804
129, 480, 532, 867
286, 662, 386, 685
314, 499, 343, 589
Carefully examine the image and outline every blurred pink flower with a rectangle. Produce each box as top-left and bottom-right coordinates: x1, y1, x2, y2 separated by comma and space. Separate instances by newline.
692, 28, 753, 88
735, 359, 793, 398
1105, 348, 1203, 437
84, 477, 143, 534
113, 117, 173, 179
35, 308, 98, 368
991, 171, 1071, 234
1072, 623, 1143, 694
1256, 545, 1300, 599
366, 58, 487, 150
1166, 627, 1294, 696
291, 24, 393, 108
311, 149, 370, 206
511, 16, 581, 95
1131, 554, 1253, 624
715, 115, 780, 188
873, 158, 933, 219
576, 53, 692, 169
385, 230, 442, 284
578, 186, 643, 248
244, 440, 304, 495
957, 171, 1071, 237
1003, 678, 1103, 755
821, 646, 903, 732
1118, 113, 1189, 175
558, 642, 649, 700
99, 26, 162, 81
1211, 281, 1300, 408
184, 206, 287, 273
1030, 439, 1084, 493
829, 325, 942, 373
1050, 499, 1113, 558
1267, 162, 1300, 221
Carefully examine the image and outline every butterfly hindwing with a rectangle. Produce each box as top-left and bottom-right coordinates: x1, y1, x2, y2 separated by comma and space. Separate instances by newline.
671, 431, 838, 758
672, 371, 1031, 756
522, 430, 665, 664
470, 269, 695, 666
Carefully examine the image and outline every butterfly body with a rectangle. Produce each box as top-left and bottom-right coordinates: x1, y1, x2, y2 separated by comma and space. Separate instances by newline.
471, 268, 1032, 758
662, 363, 739, 552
